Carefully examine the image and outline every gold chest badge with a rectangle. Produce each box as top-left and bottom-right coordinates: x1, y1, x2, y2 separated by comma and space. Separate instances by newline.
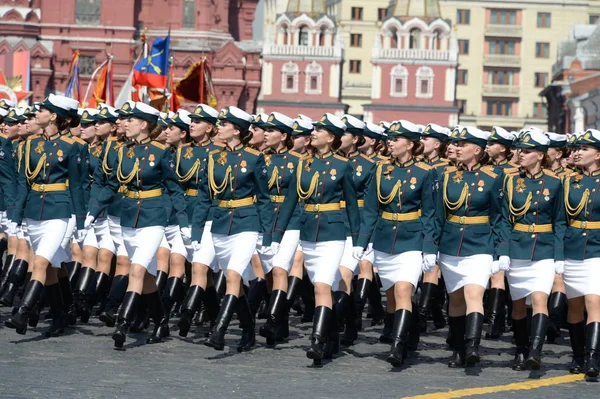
148, 153, 156, 167
35, 141, 44, 154
183, 147, 194, 160
126, 147, 135, 159
516, 178, 526, 193
452, 171, 463, 183
217, 151, 227, 166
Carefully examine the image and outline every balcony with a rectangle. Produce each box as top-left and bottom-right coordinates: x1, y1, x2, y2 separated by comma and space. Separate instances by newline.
484, 24, 523, 38
376, 48, 454, 62
264, 44, 338, 58
342, 81, 371, 98
482, 84, 520, 97
483, 54, 521, 68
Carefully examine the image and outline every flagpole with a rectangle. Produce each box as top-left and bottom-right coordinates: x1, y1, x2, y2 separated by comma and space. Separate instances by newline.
83, 57, 109, 107
200, 57, 205, 105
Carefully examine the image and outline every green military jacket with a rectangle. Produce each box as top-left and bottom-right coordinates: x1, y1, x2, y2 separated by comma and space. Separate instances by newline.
273, 150, 360, 244
90, 137, 188, 229
342, 151, 377, 236
0, 133, 16, 215
503, 169, 566, 261
13, 132, 86, 229
357, 158, 440, 255
191, 143, 274, 245
564, 170, 600, 260
89, 137, 127, 218
439, 164, 510, 259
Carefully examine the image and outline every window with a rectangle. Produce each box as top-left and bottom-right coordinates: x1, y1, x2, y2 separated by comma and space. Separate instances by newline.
533, 102, 547, 118
377, 8, 387, 22
318, 27, 327, 46
281, 62, 299, 94
351, 7, 363, 21
590, 15, 600, 24
416, 66, 434, 98
457, 9, 470, 25
537, 12, 551, 28
457, 69, 468, 85
488, 70, 515, 85
536, 42, 550, 58
281, 25, 289, 45
490, 9, 517, 25
489, 40, 516, 55
349, 60, 361, 74
183, 0, 195, 29
535, 72, 549, 88
390, 28, 399, 48
350, 34, 362, 47
298, 26, 309, 46
390, 65, 408, 97
79, 55, 96, 76
432, 30, 442, 50
75, 0, 101, 24
456, 99, 467, 113
409, 29, 422, 49
486, 100, 514, 116
458, 39, 469, 55
305, 62, 323, 95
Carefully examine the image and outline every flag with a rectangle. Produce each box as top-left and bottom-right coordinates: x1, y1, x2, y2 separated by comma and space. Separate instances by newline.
133, 35, 170, 89
175, 59, 217, 107
167, 57, 180, 111
65, 50, 81, 102
0, 50, 32, 105
84, 55, 114, 108
115, 33, 148, 108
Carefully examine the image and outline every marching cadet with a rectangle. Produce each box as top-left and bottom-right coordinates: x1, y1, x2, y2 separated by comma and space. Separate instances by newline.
487, 127, 518, 172
445, 126, 462, 165
270, 113, 360, 364
175, 104, 223, 338
355, 120, 440, 367
86, 102, 189, 348
417, 123, 451, 333
562, 129, 600, 378
5, 94, 88, 336
438, 126, 511, 368
256, 111, 303, 346
191, 106, 274, 352
503, 129, 566, 371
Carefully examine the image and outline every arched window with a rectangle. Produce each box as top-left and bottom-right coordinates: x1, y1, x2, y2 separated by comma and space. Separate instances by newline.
390, 27, 399, 48
318, 26, 327, 46
305, 61, 323, 95
416, 66, 434, 98
432, 30, 442, 50
409, 28, 422, 49
281, 25, 289, 45
390, 65, 408, 97
281, 62, 299, 93
299, 26, 309, 46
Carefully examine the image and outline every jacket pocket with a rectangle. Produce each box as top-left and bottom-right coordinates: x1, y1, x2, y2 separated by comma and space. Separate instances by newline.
236, 206, 258, 218
326, 212, 344, 224
469, 225, 491, 236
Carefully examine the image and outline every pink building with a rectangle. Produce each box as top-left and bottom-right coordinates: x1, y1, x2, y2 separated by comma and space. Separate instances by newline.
0, 0, 261, 112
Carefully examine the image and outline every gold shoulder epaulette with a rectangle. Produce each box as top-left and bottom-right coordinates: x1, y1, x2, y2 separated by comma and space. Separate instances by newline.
150, 141, 167, 150
180, 142, 191, 148
244, 146, 260, 156
27, 134, 40, 141
333, 154, 348, 162
444, 165, 457, 174
60, 135, 74, 144
359, 154, 375, 163
543, 169, 559, 179
107, 136, 117, 142
213, 142, 225, 147
209, 148, 221, 155
480, 165, 498, 179
0, 132, 7, 139
504, 167, 519, 174
11, 138, 19, 144
72, 136, 86, 145
415, 161, 432, 171
289, 150, 306, 159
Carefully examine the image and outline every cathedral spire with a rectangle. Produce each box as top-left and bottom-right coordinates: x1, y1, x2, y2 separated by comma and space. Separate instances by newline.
392, 0, 441, 18
286, 0, 327, 16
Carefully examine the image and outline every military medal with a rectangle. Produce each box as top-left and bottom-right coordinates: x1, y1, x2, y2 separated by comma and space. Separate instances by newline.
240, 160, 247, 173
217, 151, 227, 166
453, 171, 463, 183
477, 180, 485, 192
330, 168, 337, 180
183, 147, 194, 160
356, 165, 363, 177
516, 178, 526, 193
57, 149, 64, 162
304, 159, 313, 172
543, 188, 550, 201
126, 147, 135, 159
287, 162, 294, 171
35, 141, 44, 154
264, 154, 272, 167
410, 176, 417, 190
148, 153, 156, 167
92, 145, 102, 158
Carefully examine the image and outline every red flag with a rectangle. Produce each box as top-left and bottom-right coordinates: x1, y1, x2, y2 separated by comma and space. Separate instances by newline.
84, 56, 114, 108
174, 59, 217, 106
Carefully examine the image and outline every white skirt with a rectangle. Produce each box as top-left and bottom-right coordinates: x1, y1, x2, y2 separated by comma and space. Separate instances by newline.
164, 224, 189, 259
95, 217, 116, 253
192, 221, 218, 271
108, 215, 128, 257
272, 229, 300, 273
121, 226, 165, 275
507, 259, 555, 300
340, 236, 359, 274
256, 233, 274, 274
302, 240, 345, 287
374, 250, 422, 292
26, 218, 69, 268
564, 258, 600, 298
213, 232, 258, 284
439, 253, 493, 293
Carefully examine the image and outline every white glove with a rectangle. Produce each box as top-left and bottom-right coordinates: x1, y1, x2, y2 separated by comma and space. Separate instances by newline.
498, 256, 511, 272
76, 229, 88, 243
491, 261, 500, 275
352, 246, 364, 260
365, 243, 374, 256
16, 226, 24, 240
180, 227, 191, 242
555, 260, 565, 275
84, 214, 95, 230
191, 240, 201, 251
7, 221, 17, 235
422, 253, 437, 273
271, 242, 280, 255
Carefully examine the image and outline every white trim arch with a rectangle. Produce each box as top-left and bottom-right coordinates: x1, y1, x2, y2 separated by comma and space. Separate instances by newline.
305, 61, 323, 95
416, 66, 434, 99
390, 65, 409, 98
281, 62, 299, 94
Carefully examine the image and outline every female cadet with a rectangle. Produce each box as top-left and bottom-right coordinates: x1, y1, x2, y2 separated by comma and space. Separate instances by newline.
562, 129, 600, 378
86, 102, 189, 348
445, 126, 462, 165
417, 123, 451, 333
438, 126, 511, 368
256, 111, 303, 346
5, 94, 87, 336
270, 113, 360, 364
191, 106, 274, 352
175, 104, 223, 338
503, 129, 566, 371
355, 120, 440, 367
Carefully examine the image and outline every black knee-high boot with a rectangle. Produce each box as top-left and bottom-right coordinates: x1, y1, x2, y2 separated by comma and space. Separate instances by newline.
368, 274, 385, 326
342, 290, 358, 346
95, 272, 113, 315
431, 279, 447, 329
418, 282, 436, 333
146, 290, 167, 344
203, 285, 220, 331
568, 321, 585, 374
354, 278, 371, 331
306, 306, 332, 361
547, 292, 566, 343
512, 317, 529, 370
448, 315, 466, 368
465, 312, 484, 365
584, 322, 600, 378
387, 309, 412, 367
112, 291, 141, 348
214, 270, 226, 299
45, 283, 67, 337
204, 294, 237, 350
0, 254, 15, 297
0, 259, 29, 306
67, 261, 82, 291
300, 274, 315, 323
407, 301, 420, 351
237, 295, 256, 352
485, 288, 505, 339
99, 275, 129, 327
527, 313, 549, 369
259, 289, 286, 345
4, 280, 43, 334
379, 312, 395, 343
58, 276, 75, 326
0, 238, 7, 270
155, 270, 168, 295
177, 285, 205, 337
73, 266, 96, 323
247, 278, 268, 317
279, 276, 302, 339
155, 277, 184, 339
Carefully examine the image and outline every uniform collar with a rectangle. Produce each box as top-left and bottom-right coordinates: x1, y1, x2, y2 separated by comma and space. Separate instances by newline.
225, 143, 244, 152
315, 151, 333, 160
428, 155, 440, 164
460, 162, 481, 172
367, 152, 377, 159
521, 167, 544, 180
394, 158, 415, 168
199, 139, 212, 147
138, 137, 152, 145
265, 147, 289, 155
496, 159, 508, 166
346, 150, 360, 159
584, 169, 600, 177
553, 165, 565, 174
44, 132, 61, 141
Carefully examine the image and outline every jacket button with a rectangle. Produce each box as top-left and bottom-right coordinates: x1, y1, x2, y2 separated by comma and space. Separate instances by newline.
533, 212, 537, 215
40, 195, 43, 199
460, 228, 463, 231
314, 215, 318, 218
228, 211, 232, 214
583, 233, 587, 237
392, 226, 396, 230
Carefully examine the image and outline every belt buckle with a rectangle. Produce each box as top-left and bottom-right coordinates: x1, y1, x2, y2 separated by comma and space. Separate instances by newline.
134, 191, 140, 199
226, 200, 233, 208
528, 224, 534, 233
39, 184, 45, 192
392, 214, 398, 221
314, 204, 320, 212
458, 216, 465, 224
582, 221, 588, 229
